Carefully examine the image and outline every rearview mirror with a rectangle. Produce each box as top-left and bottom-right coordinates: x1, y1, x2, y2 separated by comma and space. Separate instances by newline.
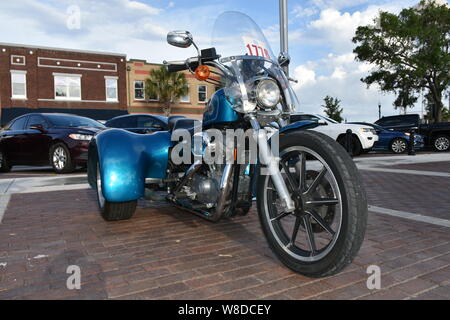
318, 120, 327, 125
167, 31, 193, 48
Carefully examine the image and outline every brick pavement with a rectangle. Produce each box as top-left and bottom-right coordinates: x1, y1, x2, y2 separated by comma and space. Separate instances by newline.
361, 171, 450, 220
0, 186, 448, 300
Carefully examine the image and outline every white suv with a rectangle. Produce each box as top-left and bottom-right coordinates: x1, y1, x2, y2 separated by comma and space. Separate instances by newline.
290, 113, 378, 155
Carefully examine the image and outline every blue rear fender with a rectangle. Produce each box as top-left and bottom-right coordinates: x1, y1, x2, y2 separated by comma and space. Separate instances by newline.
92, 129, 172, 203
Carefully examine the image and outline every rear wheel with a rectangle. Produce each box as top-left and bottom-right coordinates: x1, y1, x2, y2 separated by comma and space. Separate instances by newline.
0, 150, 12, 173
257, 131, 367, 277
433, 135, 450, 152
50, 143, 75, 174
95, 162, 137, 221
390, 138, 407, 154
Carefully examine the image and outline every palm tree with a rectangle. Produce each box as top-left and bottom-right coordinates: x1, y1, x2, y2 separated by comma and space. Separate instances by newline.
145, 66, 188, 116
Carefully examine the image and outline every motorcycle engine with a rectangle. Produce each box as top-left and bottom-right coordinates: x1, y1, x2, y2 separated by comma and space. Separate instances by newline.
191, 175, 220, 204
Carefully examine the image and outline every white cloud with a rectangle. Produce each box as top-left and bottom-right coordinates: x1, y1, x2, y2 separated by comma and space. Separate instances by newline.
124, 0, 162, 15
289, 0, 426, 122
0, 0, 224, 63
291, 5, 318, 18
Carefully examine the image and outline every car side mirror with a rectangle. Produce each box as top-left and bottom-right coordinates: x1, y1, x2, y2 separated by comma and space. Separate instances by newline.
318, 120, 327, 125
167, 31, 194, 48
29, 124, 46, 132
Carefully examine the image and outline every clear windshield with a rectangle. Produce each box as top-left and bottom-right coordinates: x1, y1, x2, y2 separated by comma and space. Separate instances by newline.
212, 11, 276, 63
211, 11, 298, 115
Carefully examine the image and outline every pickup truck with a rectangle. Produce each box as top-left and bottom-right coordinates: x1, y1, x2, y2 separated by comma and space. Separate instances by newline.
374, 114, 450, 152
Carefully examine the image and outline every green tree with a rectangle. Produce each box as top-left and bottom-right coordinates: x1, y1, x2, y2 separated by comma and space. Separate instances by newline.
145, 66, 188, 116
352, 0, 450, 122
322, 95, 344, 123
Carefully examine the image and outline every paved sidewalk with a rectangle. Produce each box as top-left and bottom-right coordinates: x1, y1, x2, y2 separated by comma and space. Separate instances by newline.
0, 187, 448, 300
0, 153, 448, 300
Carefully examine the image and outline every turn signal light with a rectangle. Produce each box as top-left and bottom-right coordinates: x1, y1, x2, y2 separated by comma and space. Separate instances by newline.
195, 65, 210, 81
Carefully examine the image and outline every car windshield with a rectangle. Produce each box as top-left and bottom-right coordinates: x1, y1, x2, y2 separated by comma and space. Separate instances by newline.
211, 11, 299, 114
46, 115, 105, 128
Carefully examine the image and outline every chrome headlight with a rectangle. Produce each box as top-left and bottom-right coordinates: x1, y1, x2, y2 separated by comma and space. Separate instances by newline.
69, 133, 93, 141
256, 79, 280, 109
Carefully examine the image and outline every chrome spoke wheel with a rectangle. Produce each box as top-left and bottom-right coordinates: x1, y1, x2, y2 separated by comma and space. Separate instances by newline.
391, 139, 406, 153
52, 147, 67, 170
435, 137, 450, 151
264, 146, 343, 262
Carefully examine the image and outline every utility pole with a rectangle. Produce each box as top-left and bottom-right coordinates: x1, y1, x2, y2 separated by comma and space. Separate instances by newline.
378, 103, 381, 119
279, 0, 289, 76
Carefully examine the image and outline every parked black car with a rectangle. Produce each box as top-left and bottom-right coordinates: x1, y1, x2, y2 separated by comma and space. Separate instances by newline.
105, 114, 186, 134
0, 113, 105, 173
375, 114, 450, 152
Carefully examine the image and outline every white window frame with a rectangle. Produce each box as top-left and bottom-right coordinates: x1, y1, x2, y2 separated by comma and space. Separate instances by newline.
10, 70, 27, 100
105, 76, 118, 102
53, 73, 82, 101
180, 84, 190, 103
134, 80, 145, 101
11, 55, 26, 66
198, 85, 207, 103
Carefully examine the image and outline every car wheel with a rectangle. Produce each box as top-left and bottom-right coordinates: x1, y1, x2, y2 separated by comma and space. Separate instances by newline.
433, 135, 450, 152
95, 162, 137, 221
337, 136, 362, 156
0, 150, 12, 173
390, 138, 407, 154
50, 143, 75, 174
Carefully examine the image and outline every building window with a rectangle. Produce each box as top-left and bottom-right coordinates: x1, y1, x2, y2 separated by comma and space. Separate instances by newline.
198, 85, 207, 103
10, 70, 27, 99
105, 76, 118, 102
134, 81, 145, 100
54, 73, 81, 100
180, 85, 190, 103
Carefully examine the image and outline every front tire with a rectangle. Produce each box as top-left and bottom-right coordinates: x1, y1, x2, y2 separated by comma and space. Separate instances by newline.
257, 130, 367, 278
95, 162, 137, 221
50, 143, 75, 174
432, 135, 450, 152
390, 138, 407, 154
337, 135, 362, 156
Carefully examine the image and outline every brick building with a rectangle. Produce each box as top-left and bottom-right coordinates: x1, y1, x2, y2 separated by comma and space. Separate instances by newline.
0, 43, 128, 125
126, 59, 218, 120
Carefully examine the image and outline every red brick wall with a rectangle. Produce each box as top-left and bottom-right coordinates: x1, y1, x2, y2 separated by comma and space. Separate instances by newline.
0, 44, 127, 117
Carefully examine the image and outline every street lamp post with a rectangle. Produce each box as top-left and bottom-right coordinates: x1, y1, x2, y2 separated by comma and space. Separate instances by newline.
279, 0, 289, 76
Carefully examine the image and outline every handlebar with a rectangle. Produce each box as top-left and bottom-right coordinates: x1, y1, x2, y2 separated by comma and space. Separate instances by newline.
164, 48, 220, 73
164, 57, 199, 73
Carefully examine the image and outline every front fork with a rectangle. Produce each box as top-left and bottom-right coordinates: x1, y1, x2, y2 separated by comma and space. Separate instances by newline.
249, 117, 296, 213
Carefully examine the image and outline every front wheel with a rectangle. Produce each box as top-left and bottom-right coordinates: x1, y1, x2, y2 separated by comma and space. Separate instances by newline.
50, 143, 75, 174
390, 138, 407, 154
95, 162, 137, 221
257, 130, 367, 278
432, 135, 450, 152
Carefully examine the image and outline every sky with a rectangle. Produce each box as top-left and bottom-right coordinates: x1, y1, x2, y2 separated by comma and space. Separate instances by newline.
0, 0, 448, 122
